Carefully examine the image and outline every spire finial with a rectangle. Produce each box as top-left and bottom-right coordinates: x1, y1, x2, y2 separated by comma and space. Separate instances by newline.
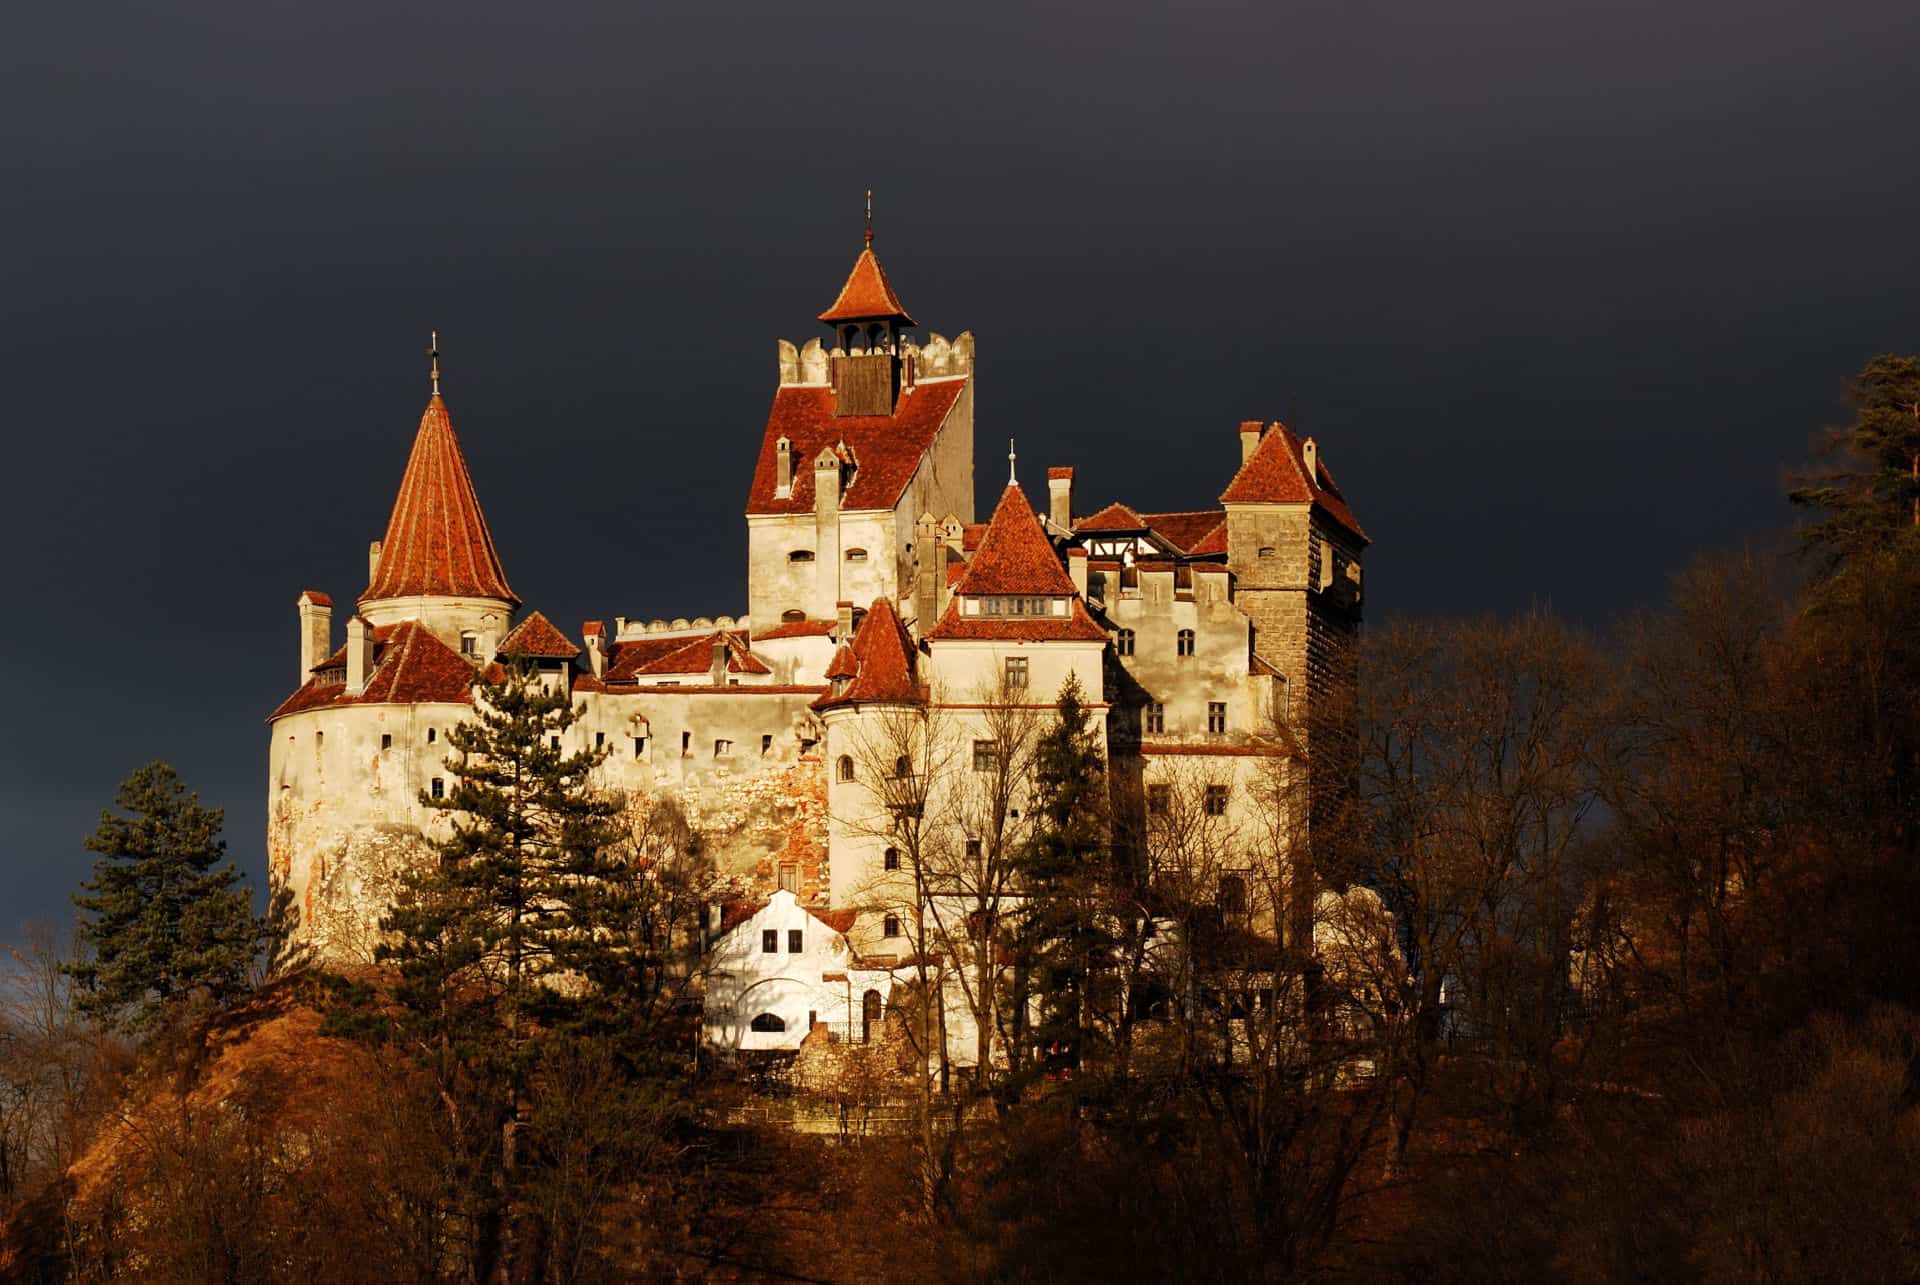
1008, 438, 1017, 487
427, 330, 440, 397
864, 189, 873, 248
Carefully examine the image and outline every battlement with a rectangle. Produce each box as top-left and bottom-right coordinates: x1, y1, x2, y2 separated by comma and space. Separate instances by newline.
613, 614, 751, 642
776, 331, 975, 388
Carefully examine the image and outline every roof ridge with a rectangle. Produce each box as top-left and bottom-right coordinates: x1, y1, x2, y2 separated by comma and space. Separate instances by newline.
952, 484, 1077, 597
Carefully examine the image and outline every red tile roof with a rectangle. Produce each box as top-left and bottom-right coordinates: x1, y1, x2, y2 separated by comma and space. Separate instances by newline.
1047, 467, 1074, 481
814, 598, 923, 710
746, 379, 967, 516
581, 619, 606, 638
1140, 510, 1228, 554
623, 631, 771, 678
1218, 423, 1368, 543
951, 484, 1077, 597
817, 247, 914, 324
298, 590, 333, 607
1188, 521, 1229, 557
753, 619, 837, 641
362, 396, 519, 607
926, 596, 1109, 643
603, 636, 695, 683
270, 620, 479, 720
498, 610, 580, 659
806, 907, 858, 934
961, 523, 988, 551
1075, 501, 1148, 532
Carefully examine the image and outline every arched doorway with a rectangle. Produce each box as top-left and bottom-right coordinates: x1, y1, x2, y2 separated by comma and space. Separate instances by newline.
861, 989, 883, 1044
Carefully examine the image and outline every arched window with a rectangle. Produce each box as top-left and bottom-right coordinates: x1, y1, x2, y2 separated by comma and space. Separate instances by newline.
884, 846, 900, 871
837, 755, 855, 782
845, 547, 868, 563
894, 755, 912, 778
788, 549, 815, 563
1176, 629, 1196, 657
750, 1012, 786, 1033
781, 608, 806, 623
862, 989, 883, 1044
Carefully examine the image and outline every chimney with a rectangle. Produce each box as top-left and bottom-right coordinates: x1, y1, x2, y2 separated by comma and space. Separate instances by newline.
1239, 421, 1264, 464
775, 436, 794, 498
345, 616, 373, 695
836, 600, 855, 640
1301, 436, 1318, 485
1067, 546, 1089, 599
582, 621, 607, 679
709, 636, 729, 686
367, 540, 383, 583
914, 513, 940, 631
297, 591, 333, 685
1047, 467, 1074, 531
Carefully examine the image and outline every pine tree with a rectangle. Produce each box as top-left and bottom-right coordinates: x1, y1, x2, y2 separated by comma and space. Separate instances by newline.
1790, 354, 1920, 563
68, 762, 261, 1031
1017, 674, 1113, 1076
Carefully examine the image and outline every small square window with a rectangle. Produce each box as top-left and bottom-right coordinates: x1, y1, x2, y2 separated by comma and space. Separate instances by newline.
1204, 784, 1229, 817
883, 915, 901, 938
762, 929, 779, 953
965, 838, 982, 859
715, 739, 733, 758
788, 929, 803, 953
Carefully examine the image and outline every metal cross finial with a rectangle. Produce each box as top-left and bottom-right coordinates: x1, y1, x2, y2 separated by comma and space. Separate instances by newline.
865, 189, 874, 248
427, 330, 441, 396
1008, 438, 1017, 486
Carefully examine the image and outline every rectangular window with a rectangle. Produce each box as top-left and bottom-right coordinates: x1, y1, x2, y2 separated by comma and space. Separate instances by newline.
964, 838, 983, 859
762, 734, 773, 755
973, 740, 998, 773
550, 736, 561, 750
595, 731, 605, 749
1220, 873, 1249, 914
1208, 702, 1227, 734
715, 739, 733, 757
1116, 629, 1134, 657
1204, 784, 1229, 816
427, 727, 436, 743
633, 736, 647, 759
380, 733, 392, 751
1011, 597, 1026, 615
883, 915, 902, 938
681, 731, 691, 757
1005, 656, 1028, 690
430, 777, 445, 800
1145, 702, 1165, 734
762, 929, 778, 953
460, 634, 477, 657
1147, 784, 1171, 817
1177, 629, 1196, 657
779, 863, 798, 893
788, 929, 803, 953
884, 847, 901, 870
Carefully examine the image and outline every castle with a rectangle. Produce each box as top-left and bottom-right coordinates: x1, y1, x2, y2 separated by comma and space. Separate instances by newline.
267, 221, 1367, 1049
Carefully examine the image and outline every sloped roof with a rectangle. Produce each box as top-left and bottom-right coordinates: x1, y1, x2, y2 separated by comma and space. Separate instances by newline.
269, 620, 478, 720
1187, 521, 1229, 557
1140, 510, 1228, 554
498, 610, 580, 659
619, 630, 770, 679
753, 619, 837, 641
746, 379, 966, 516
1219, 423, 1368, 543
813, 597, 923, 710
951, 484, 1077, 598
602, 636, 695, 683
362, 396, 518, 607
1075, 502, 1148, 533
818, 247, 914, 324
925, 596, 1109, 643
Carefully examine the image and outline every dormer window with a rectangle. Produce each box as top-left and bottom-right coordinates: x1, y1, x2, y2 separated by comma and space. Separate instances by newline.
845, 548, 868, 563
789, 550, 815, 563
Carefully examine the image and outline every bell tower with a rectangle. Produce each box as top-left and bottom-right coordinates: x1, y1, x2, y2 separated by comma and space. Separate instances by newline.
818, 192, 915, 417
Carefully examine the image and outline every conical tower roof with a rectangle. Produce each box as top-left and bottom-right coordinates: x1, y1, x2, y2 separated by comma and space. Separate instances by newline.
818, 247, 914, 325
361, 396, 519, 607
951, 483, 1078, 597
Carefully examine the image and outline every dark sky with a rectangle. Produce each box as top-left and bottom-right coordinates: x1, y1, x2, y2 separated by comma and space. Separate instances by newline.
4, 0, 1917, 940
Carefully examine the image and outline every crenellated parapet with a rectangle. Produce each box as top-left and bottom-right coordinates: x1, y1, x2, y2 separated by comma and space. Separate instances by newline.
776, 331, 975, 387
612, 614, 751, 641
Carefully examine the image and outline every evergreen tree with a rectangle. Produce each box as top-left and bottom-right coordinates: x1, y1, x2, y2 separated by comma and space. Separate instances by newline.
1790, 353, 1920, 563
1016, 675, 1113, 1076
68, 762, 261, 1031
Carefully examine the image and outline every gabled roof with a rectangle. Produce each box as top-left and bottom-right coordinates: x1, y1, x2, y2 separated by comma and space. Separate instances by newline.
362, 396, 519, 607
818, 247, 914, 324
1075, 502, 1149, 533
925, 596, 1109, 644
746, 379, 967, 515
813, 598, 923, 710
270, 620, 478, 720
1140, 510, 1228, 554
951, 484, 1078, 598
618, 630, 771, 679
1219, 423, 1368, 543
753, 619, 837, 642
602, 635, 696, 683
498, 610, 580, 659
716, 894, 859, 938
